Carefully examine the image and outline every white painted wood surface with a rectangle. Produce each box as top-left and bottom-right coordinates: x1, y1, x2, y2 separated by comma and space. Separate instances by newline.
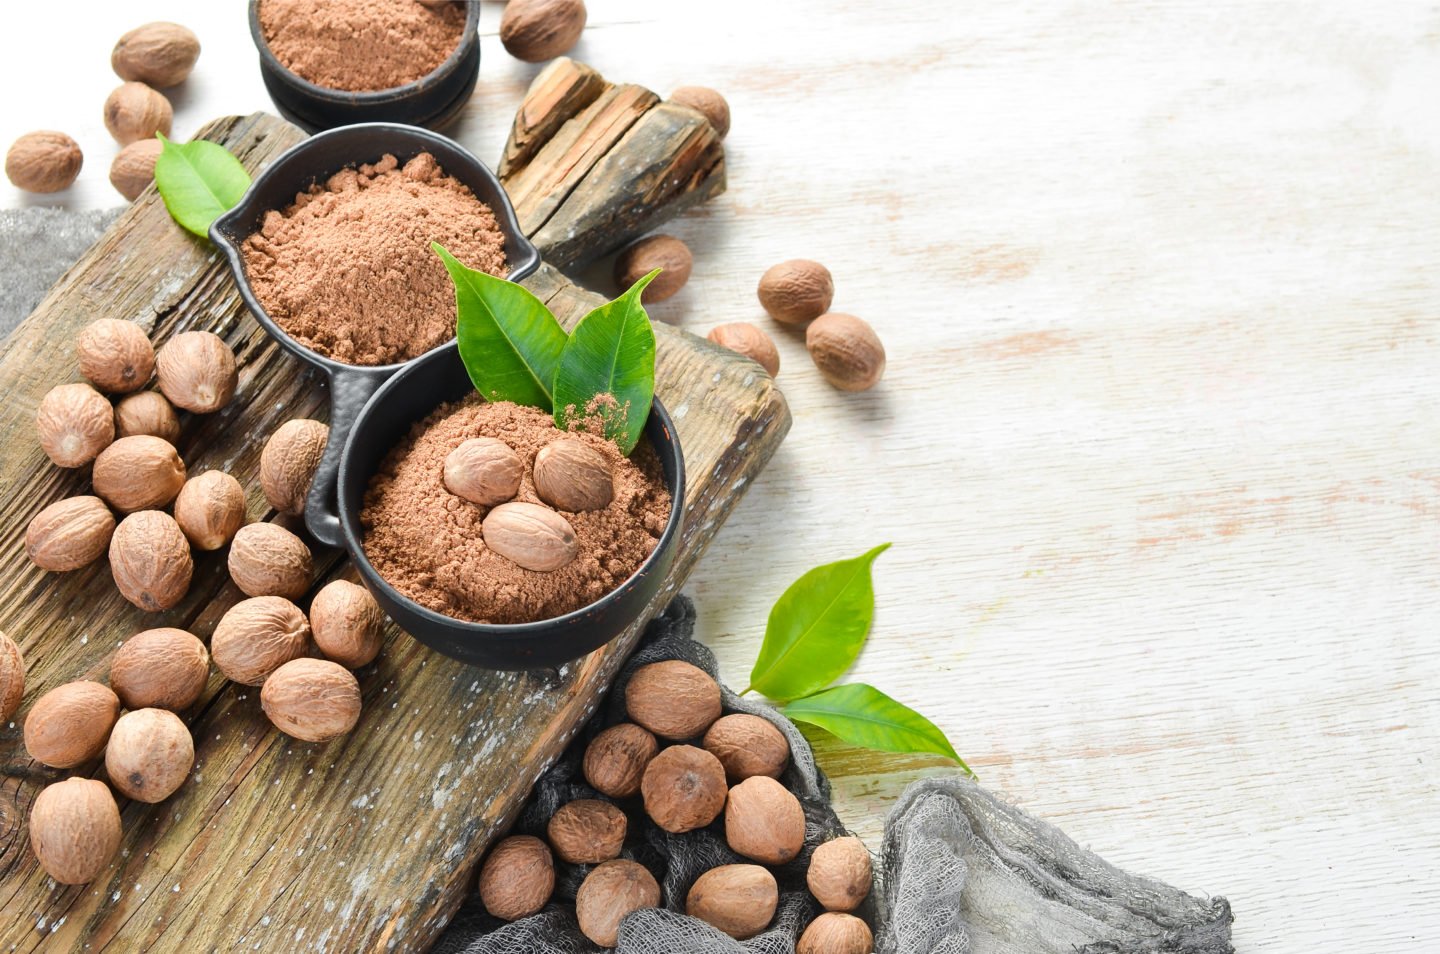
5, 2, 1439, 949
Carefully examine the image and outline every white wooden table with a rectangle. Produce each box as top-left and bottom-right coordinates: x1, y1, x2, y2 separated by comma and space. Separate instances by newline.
5, 2, 1439, 949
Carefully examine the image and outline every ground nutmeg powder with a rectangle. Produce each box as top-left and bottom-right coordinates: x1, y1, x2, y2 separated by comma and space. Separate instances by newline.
258, 0, 466, 92
241, 152, 507, 366
361, 397, 673, 624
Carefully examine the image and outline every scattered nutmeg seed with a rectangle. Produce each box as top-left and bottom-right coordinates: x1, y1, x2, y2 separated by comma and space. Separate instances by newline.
583, 722, 659, 798
806, 312, 886, 392
211, 595, 310, 686
77, 318, 155, 394
92, 435, 187, 513
685, 864, 779, 941
156, 331, 237, 413
36, 382, 114, 468
310, 579, 385, 669
23, 680, 121, 769
533, 438, 614, 512
547, 798, 627, 864
110, 627, 209, 711
25, 496, 116, 573
670, 86, 730, 139
173, 470, 245, 550
228, 522, 313, 600
112, 22, 200, 88
110, 138, 164, 201
500, 0, 587, 63
482, 501, 578, 572
109, 510, 193, 612
624, 660, 722, 740
29, 778, 122, 885
103, 82, 172, 146
703, 713, 790, 781
114, 390, 180, 442
724, 775, 806, 865
479, 835, 555, 921
807, 835, 872, 912
707, 323, 780, 377
260, 419, 329, 516
758, 259, 834, 326
798, 912, 873, 954
640, 744, 727, 833
261, 658, 362, 743
614, 234, 692, 304
576, 859, 660, 949
5, 131, 83, 194
1, 631, 25, 723
443, 437, 523, 507
105, 707, 194, 803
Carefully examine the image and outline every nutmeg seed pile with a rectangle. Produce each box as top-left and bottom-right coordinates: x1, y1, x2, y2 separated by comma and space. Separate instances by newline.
476, 660, 874, 951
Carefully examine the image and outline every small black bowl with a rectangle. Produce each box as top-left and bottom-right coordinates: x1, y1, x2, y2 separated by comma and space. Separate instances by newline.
337, 343, 686, 670
248, 0, 481, 132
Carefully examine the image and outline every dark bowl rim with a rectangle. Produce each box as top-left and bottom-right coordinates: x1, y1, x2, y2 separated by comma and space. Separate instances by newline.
336, 351, 688, 641
209, 122, 542, 376
247, 0, 480, 104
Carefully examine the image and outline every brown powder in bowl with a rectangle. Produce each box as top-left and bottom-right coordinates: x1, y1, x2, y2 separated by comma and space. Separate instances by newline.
241, 152, 507, 366
258, 0, 466, 92
361, 397, 673, 624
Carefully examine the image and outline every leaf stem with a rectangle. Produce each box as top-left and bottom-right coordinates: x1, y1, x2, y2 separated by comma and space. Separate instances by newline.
738, 686, 753, 697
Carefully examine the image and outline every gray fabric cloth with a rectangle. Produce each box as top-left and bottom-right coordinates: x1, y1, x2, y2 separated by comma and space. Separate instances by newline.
0, 208, 121, 336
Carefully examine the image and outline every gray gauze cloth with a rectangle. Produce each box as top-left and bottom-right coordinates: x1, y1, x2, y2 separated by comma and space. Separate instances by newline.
0, 208, 121, 337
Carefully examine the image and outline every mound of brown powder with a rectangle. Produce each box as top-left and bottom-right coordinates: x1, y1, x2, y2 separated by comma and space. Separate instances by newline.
361, 397, 673, 625
259, 0, 466, 92
241, 152, 507, 366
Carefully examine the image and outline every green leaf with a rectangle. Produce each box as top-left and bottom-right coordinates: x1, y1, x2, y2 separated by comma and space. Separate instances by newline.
435, 243, 568, 410
783, 683, 969, 771
552, 269, 659, 454
748, 544, 890, 701
152, 134, 251, 238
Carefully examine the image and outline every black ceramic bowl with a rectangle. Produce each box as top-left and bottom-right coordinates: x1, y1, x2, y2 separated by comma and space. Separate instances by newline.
338, 343, 686, 670
248, 0, 481, 132
210, 123, 541, 549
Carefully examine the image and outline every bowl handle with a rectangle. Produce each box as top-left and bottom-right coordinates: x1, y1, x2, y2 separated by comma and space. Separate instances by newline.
305, 367, 390, 548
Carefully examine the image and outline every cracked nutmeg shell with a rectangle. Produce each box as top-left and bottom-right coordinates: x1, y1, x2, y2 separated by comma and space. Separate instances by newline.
109, 627, 209, 711
155, 331, 237, 413
724, 775, 806, 865
92, 435, 187, 513
36, 382, 114, 468
29, 778, 122, 885
533, 438, 614, 512
109, 510, 193, 613
23, 681, 121, 769
640, 744, 727, 833
807, 835, 873, 912
798, 912, 873, 954
624, 660, 722, 740
443, 437, 523, 507
228, 522, 313, 600
576, 859, 660, 949
479, 835, 555, 921
482, 501, 578, 572
261, 658, 362, 743
583, 722, 659, 798
260, 419, 329, 516
547, 799, 627, 864
174, 470, 246, 550
211, 595, 310, 686
76, 318, 155, 394
104, 707, 194, 803
685, 864, 778, 941
26, 496, 116, 572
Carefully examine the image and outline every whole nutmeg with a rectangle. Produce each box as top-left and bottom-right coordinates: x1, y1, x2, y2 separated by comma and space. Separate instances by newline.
110, 138, 163, 202
806, 312, 886, 392
92, 435, 186, 513
260, 658, 362, 743
685, 864, 778, 941
110, 510, 193, 612
583, 722, 658, 798
807, 835, 873, 912
614, 235, 692, 304
500, 0, 587, 63
105, 707, 194, 803
174, 470, 245, 550
443, 437, 523, 507
155, 331, 237, 413
114, 391, 180, 442
533, 438, 613, 512
103, 82, 172, 146
758, 259, 834, 326
29, 778, 122, 885
725, 775, 805, 865
26, 496, 116, 573
624, 660, 721, 740
798, 912, 873, 954
703, 713, 790, 781
482, 502, 578, 572
640, 744, 727, 833
36, 382, 114, 468
77, 318, 155, 394
112, 22, 200, 88
547, 798, 627, 864
110, 627, 209, 711
479, 835, 554, 921
23, 681, 121, 768
228, 522, 313, 600
5, 131, 82, 194
576, 859, 660, 948
310, 579, 384, 669
260, 419, 329, 516
707, 323, 780, 377
670, 86, 730, 138
211, 595, 310, 686
1, 630, 24, 722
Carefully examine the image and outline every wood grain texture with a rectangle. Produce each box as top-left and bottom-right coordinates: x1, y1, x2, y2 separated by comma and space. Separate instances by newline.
0, 111, 788, 952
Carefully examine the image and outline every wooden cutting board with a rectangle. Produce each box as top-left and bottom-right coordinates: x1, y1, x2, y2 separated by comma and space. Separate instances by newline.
0, 96, 788, 951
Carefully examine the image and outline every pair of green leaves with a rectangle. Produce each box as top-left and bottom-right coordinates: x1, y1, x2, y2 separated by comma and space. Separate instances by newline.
152, 135, 251, 238
435, 245, 656, 454
747, 545, 969, 772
